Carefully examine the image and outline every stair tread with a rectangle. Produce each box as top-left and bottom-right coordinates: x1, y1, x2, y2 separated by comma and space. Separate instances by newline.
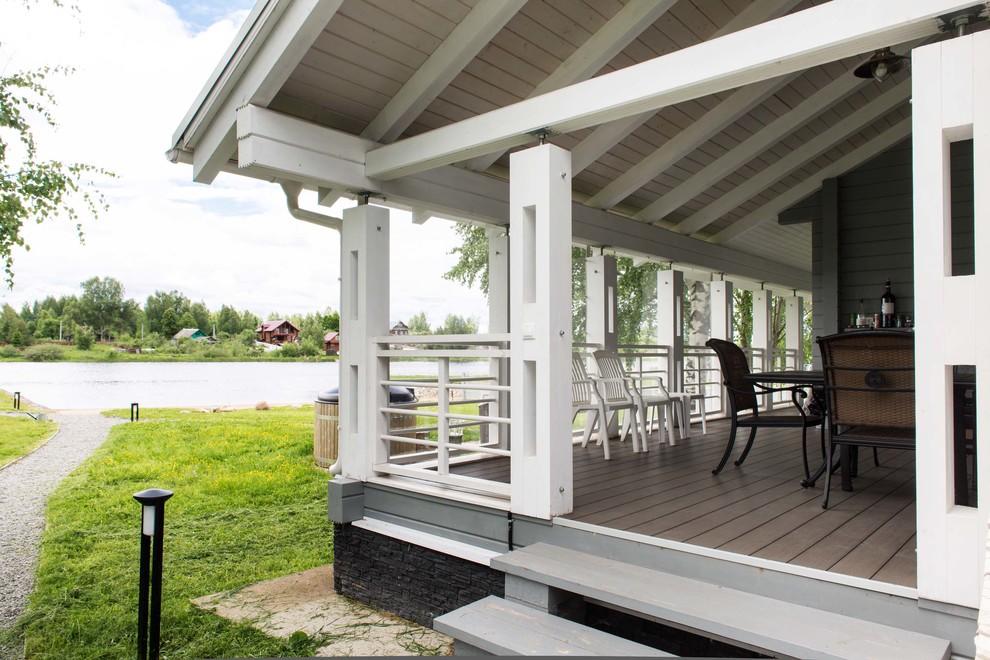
492, 542, 950, 660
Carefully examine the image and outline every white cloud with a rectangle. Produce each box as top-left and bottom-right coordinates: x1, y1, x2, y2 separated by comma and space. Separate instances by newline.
0, 0, 489, 329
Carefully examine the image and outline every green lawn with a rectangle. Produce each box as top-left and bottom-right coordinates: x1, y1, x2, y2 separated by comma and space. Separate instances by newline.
2, 405, 332, 659
0, 415, 57, 468
0, 389, 56, 467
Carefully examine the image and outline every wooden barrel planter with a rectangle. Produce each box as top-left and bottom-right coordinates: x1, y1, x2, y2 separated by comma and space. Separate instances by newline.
314, 400, 339, 468
313, 386, 419, 466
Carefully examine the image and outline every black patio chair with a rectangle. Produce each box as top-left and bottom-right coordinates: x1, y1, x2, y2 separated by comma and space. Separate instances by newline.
817, 330, 915, 509
705, 338, 824, 481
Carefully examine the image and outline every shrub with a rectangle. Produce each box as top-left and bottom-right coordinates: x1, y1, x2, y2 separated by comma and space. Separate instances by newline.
23, 345, 65, 362
76, 332, 94, 350
0, 345, 21, 358
278, 342, 300, 358
255, 401, 271, 410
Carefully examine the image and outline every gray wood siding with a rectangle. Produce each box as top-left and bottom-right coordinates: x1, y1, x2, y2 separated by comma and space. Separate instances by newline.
805, 138, 975, 332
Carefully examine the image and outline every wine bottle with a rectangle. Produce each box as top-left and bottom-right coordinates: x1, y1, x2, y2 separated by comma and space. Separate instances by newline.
881, 280, 895, 328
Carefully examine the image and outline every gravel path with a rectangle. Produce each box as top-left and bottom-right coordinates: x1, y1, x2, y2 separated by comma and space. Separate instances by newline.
0, 412, 123, 631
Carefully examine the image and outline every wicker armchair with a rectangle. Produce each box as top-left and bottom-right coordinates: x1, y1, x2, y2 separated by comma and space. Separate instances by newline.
817, 331, 915, 509
705, 338, 824, 480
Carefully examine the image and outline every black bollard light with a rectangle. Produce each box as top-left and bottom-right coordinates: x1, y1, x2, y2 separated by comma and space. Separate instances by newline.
13, 391, 20, 410
131, 403, 140, 422
134, 488, 173, 660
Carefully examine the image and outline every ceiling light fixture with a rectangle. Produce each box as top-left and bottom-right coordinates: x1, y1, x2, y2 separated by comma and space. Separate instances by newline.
853, 47, 910, 83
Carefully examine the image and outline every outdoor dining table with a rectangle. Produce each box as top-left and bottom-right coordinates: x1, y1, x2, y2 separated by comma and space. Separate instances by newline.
743, 370, 831, 488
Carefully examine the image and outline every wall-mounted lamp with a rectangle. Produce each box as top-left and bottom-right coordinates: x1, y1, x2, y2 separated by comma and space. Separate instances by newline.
853, 47, 909, 83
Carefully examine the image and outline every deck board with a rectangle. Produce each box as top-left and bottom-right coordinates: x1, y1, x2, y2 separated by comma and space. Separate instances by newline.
449, 416, 917, 588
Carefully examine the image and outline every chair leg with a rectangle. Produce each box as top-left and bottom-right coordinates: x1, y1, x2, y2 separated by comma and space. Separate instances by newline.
822, 442, 836, 509
733, 427, 759, 467
712, 419, 740, 475
873, 447, 880, 467
580, 410, 597, 447
665, 403, 676, 446
656, 405, 667, 446
630, 407, 642, 455
800, 425, 811, 483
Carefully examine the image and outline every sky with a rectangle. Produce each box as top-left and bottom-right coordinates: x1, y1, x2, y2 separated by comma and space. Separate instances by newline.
0, 0, 490, 331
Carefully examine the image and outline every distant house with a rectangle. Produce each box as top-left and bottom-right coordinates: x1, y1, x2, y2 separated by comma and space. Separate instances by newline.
323, 331, 340, 355
389, 321, 409, 336
173, 328, 207, 341
256, 319, 300, 345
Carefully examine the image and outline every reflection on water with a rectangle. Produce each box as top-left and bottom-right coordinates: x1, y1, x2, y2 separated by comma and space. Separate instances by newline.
0, 360, 490, 410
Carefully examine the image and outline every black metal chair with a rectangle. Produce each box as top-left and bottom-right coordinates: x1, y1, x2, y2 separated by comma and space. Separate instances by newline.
817, 330, 915, 509
705, 338, 824, 481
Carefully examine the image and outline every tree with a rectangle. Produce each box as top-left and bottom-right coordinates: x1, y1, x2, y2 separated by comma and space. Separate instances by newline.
406, 311, 431, 335
215, 305, 244, 336
145, 290, 190, 335
444, 224, 494, 294
159, 307, 181, 338
178, 312, 197, 330
1, 61, 112, 286
435, 314, 478, 335
78, 276, 125, 341
189, 301, 211, 333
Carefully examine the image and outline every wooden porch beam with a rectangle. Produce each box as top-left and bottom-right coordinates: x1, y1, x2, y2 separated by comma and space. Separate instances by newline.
235, 104, 811, 289
464, 0, 679, 173
361, 0, 526, 144
183, 0, 342, 184
365, 0, 959, 181
569, 0, 802, 176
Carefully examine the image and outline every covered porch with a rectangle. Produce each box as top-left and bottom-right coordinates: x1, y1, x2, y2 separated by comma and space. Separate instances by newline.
168, 0, 990, 653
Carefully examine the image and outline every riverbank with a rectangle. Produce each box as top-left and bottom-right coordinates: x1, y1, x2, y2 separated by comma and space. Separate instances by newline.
0, 346, 338, 363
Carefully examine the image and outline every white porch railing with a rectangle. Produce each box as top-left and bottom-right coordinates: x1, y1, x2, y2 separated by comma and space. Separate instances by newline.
374, 334, 511, 498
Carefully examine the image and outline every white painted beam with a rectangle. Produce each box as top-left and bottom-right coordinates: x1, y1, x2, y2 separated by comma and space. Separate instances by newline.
586, 255, 619, 353
710, 281, 733, 341
235, 105, 811, 289
188, 0, 341, 184
365, 0, 960, 181
466, 0, 677, 173
569, 0, 802, 176
677, 80, 910, 238
362, 0, 526, 144
711, 116, 913, 245
785, 295, 804, 370
585, 74, 795, 210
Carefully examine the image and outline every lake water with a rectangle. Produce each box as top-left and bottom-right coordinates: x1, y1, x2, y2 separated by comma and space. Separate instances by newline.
0, 361, 491, 410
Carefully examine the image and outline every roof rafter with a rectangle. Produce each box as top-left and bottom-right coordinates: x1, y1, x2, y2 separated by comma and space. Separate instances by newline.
712, 117, 913, 245
673, 79, 911, 236
569, 0, 803, 176
361, 0, 527, 144
584, 73, 796, 210
364, 0, 960, 181
463, 0, 678, 173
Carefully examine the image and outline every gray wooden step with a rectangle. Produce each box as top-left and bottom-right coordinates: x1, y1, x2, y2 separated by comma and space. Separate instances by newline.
434, 595, 673, 656
492, 543, 951, 660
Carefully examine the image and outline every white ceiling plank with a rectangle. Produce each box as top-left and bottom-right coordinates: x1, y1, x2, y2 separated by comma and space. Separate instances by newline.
567, 0, 803, 176
361, 0, 527, 144
364, 0, 958, 181
711, 117, 913, 245
234, 104, 810, 289
673, 80, 911, 236
463, 0, 679, 173
635, 72, 872, 223
185, 0, 343, 184
584, 73, 795, 210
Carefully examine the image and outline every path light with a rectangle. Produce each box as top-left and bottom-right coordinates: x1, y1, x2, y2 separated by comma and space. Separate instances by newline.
134, 488, 173, 660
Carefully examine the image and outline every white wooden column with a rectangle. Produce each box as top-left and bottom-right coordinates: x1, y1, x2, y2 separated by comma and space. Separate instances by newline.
785, 295, 804, 369
657, 269, 684, 391
339, 203, 390, 481
710, 280, 734, 341
752, 288, 773, 373
509, 144, 573, 518
913, 31, 988, 609
586, 254, 618, 352
488, 227, 509, 449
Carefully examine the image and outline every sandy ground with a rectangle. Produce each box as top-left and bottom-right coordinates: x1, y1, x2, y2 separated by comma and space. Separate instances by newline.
192, 565, 453, 657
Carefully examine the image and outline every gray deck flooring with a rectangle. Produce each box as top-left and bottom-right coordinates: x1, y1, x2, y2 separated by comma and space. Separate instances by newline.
450, 417, 917, 588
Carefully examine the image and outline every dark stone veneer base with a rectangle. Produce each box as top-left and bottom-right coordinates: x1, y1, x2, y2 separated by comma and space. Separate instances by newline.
332, 522, 504, 628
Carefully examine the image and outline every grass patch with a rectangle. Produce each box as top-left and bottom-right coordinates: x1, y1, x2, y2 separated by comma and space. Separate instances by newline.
0, 416, 57, 468
3, 405, 332, 659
